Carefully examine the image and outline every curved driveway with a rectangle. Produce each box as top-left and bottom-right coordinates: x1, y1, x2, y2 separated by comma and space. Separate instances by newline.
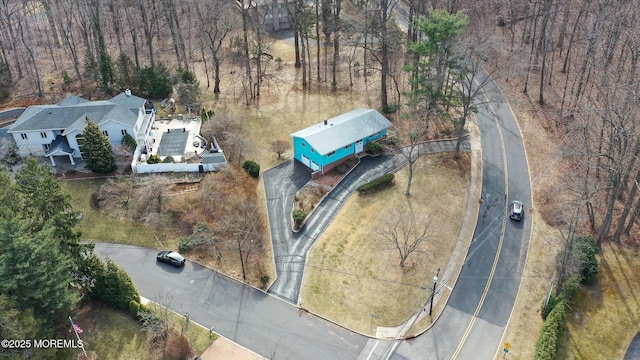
95, 68, 531, 359
264, 139, 469, 303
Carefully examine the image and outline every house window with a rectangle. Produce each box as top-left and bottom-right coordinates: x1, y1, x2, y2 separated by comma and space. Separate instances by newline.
327, 151, 336, 157
301, 142, 306, 148
344, 144, 351, 149
40, 132, 47, 138
43, 144, 50, 151
121, 129, 127, 136
103, 130, 109, 137
20, 133, 27, 140
311, 148, 315, 153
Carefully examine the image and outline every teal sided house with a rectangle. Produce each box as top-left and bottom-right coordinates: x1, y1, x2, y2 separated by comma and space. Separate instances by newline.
291, 108, 392, 176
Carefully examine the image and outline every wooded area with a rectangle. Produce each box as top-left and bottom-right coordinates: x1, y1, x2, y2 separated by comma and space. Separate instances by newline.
1, 0, 639, 246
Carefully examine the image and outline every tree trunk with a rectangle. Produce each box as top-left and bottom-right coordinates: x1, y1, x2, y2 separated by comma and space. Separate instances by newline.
315, 0, 321, 81
294, 30, 301, 68
331, 0, 341, 91
613, 168, 640, 242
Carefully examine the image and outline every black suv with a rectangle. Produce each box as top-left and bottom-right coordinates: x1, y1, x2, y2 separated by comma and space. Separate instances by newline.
509, 200, 524, 221
156, 251, 185, 267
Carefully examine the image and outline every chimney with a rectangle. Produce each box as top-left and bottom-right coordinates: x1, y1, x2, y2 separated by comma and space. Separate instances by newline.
323, 119, 328, 125
125, 89, 131, 97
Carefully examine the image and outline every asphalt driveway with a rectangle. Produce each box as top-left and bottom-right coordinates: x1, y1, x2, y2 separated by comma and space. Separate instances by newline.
264, 139, 470, 304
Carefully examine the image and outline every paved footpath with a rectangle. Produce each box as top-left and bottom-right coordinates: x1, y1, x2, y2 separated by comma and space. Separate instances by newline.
263, 137, 471, 304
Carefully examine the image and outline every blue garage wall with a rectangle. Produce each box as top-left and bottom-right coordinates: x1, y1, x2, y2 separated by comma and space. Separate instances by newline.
319, 142, 354, 166
294, 128, 388, 170
293, 137, 324, 167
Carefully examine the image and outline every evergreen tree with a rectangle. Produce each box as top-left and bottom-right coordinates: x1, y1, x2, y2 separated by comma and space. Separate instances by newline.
0, 163, 98, 338
89, 257, 140, 310
10, 159, 94, 285
93, 1, 114, 92
0, 219, 78, 335
80, 118, 118, 174
138, 63, 173, 99
0, 295, 41, 359
83, 49, 99, 86
115, 53, 140, 93
403, 10, 469, 114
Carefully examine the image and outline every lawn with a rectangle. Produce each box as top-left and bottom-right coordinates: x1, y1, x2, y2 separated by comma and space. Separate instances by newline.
557, 243, 640, 360
62, 179, 177, 249
300, 152, 471, 335
75, 301, 215, 359
75, 303, 149, 359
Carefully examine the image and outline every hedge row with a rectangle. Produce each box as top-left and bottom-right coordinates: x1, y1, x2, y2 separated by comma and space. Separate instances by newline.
357, 174, 394, 195
534, 301, 567, 360
535, 236, 599, 359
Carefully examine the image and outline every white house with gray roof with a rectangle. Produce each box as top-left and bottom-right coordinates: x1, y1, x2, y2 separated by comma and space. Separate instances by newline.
291, 108, 392, 175
8, 89, 155, 167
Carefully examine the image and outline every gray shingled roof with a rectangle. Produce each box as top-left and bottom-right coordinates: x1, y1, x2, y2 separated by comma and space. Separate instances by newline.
8, 92, 146, 134
290, 108, 393, 155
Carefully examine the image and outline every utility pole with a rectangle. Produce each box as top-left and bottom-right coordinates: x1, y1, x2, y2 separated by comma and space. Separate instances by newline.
429, 268, 440, 315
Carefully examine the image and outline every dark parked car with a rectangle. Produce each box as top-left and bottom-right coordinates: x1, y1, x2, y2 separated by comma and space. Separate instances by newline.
156, 251, 185, 267
509, 200, 524, 221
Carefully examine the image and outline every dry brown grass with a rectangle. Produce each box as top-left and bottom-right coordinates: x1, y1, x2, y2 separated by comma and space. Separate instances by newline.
300, 152, 471, 335
557, 243, 640, 360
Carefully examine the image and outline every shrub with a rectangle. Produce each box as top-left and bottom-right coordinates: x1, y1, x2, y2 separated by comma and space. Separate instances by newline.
122, 133, 137, 151
147, 154, 161, 164
164, 332, 195, 360
129, 300, 140, 318
260, 275, 270, 289
242, 160, 260, 178
535, 300, 567, 360
293, 209, 307, 228
382, 103, 399, 114
382, 136, 399, 148
357, 174, 395, 195
559, 273, 583, 303
89, 257, 140, 311
162, 156, 175, 163
178, 237, 194, 253
367, 141, 382, 155
573, 235, 599, 285
541, 291, 562, 320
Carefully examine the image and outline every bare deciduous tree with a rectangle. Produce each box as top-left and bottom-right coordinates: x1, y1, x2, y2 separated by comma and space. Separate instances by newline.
196, 0, 235, 95
221, 199, 263, 281
396, 115, 427, 197
270, 139, 291, 159
377, 204, 434, 268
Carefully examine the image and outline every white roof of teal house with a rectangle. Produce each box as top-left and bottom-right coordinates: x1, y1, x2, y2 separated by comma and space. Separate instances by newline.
8, 92, 146, 135
291, 108, 392, 155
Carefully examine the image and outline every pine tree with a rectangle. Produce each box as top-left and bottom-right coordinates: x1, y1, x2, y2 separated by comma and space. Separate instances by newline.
80, 117, 117, 174
0, 219, 78, 335
12, 158, 94, 284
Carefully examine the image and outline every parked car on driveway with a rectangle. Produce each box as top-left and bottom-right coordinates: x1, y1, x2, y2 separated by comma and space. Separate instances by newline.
156, 251, 185, 267
509, 200, 524, 221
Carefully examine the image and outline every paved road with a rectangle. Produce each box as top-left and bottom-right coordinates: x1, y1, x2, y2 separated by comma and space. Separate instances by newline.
365, 68, 533, 359
94, 73, 530, 360
94, 243, 368, 360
